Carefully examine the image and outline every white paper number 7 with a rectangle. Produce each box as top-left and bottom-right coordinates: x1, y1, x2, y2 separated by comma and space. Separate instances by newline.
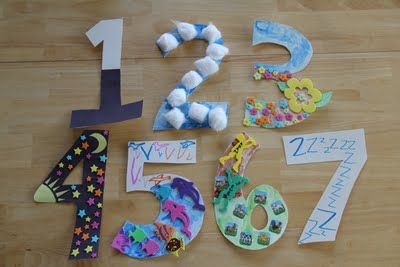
282, 129, 367, 244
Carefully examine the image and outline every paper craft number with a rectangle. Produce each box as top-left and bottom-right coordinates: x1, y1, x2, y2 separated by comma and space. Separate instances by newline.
33, 130, 109, 259
152, 21, 229, 131
70, 18, 143, 128
112, 140, 205, 258
283, 129, 367, 244
244, 20, 331, 129
213, 133, 288, 250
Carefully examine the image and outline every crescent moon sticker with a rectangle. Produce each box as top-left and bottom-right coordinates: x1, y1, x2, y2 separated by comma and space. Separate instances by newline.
90, 133, 108, 154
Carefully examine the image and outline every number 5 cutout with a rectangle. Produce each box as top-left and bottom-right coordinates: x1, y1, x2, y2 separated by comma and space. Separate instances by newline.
70, 18, 143, 128
153, 21, 229, 132
112, 140, 205, 258
282, 129, 367, 244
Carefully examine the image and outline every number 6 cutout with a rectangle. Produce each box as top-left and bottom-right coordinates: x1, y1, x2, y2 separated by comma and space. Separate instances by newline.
112, 140, 205, 258
213, 133, 288, 249
153, 21, 229, 132
283, 129, 367, 244
244, 20, 332, 129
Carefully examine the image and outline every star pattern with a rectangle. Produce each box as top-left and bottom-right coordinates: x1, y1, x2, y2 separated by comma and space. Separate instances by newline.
42, 130, 108, 260
74, 147, 82, 155
71, 248, 79, 257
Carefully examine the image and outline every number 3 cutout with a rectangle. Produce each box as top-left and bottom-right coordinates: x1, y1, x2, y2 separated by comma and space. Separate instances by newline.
112, 140, 205, 258
244, 20, 332, 129
153, 21, 229, 132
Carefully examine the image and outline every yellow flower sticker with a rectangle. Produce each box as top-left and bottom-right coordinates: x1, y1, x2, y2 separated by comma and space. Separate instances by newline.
284, 78, 322, 113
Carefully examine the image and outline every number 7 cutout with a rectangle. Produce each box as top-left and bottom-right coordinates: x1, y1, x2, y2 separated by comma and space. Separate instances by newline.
70, 18, 143, 128
33, 130, 109, 259
112, 140, 205, 258
282, 129, 367, 244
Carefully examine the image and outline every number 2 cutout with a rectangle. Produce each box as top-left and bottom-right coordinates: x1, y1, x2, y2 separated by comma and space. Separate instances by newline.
112, 140, 205, 258
70, 18, 143, 128
34, 130, 109, 259
283, 129, 367, 244
153, 21, 229, 132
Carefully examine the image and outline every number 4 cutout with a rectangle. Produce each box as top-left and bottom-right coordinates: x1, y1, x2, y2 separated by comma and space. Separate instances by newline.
34, 130, 109, 259
282, 129, 367, 244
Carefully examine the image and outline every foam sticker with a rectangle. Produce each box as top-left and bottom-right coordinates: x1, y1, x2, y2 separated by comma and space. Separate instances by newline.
70, 18, 143, 128
282, 129, 367, 244
153, 21, 229, 131
33, 130, 109, 259
213, 133, 288, 250
245, 20, 332, 129
112, 140, 204, 259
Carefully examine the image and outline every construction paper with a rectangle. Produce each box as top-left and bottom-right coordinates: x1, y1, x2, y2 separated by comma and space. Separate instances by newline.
126, 140, 196, 192
213, 133, 288, 250
70, 18, 143, 128
153, 22, 229, 131
112, 140, 204, 259
33, 130, 109, 259
282, 129, 367, 244
243, 78, 332, 128
253, 20, 313, 73
86, 18, 123, 70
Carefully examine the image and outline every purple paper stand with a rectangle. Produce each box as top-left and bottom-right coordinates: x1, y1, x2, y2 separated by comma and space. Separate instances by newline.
70, 69, 143, 128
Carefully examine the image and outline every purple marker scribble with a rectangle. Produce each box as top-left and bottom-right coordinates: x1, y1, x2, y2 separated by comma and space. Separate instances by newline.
130, 151, 142, 185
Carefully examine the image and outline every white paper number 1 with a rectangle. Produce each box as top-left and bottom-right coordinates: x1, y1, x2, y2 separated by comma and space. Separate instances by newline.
283, 129, 367, 244
86, 18, 123, 70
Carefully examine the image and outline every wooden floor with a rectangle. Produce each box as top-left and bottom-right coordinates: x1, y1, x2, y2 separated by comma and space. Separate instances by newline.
1, 0, 400, 266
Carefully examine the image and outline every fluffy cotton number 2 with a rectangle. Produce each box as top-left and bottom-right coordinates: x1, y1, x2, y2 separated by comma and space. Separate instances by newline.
153, 21, 230, 132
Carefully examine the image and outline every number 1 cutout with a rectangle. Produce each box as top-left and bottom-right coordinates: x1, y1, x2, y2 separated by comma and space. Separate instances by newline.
70, 18, 143, 128
282, 129, 367, 244
34, 130, 109, 259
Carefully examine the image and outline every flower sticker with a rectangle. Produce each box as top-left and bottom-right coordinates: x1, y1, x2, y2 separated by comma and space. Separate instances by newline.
249, 108, 258, 116
243, 118, 251, 126
284, 78, 322, 113
247, 97, 255, 105
255, 102, 263, 110
258, 67, 266, 74
253, 72, 262, 80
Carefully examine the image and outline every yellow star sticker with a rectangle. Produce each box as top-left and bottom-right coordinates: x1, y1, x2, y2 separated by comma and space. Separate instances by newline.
72, 190, 80, 199
84, 245, 93, 254
97, 202, 102, 209
74, 147, 82, 155
87, 184, 95, 193
85, 216, 91, 222
71, 248, 79, 257
90, 164, 98, 173
58, 162, 64, 168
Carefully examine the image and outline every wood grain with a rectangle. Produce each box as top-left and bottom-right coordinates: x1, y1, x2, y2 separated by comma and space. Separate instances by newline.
1, 0, 400, 266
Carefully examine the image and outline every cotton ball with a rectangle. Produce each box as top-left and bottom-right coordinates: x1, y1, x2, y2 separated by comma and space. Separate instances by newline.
164, 108, 185, 129
188, 102, 210, 123
206, 43, 229, 60
156, 33, 179, 52
202, 23, 221, 43
166, 88, 187, 107
208, 107, 227, 132
194, 56, 219, 77
176, 22, 197, 41
181, 70, 203, 90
